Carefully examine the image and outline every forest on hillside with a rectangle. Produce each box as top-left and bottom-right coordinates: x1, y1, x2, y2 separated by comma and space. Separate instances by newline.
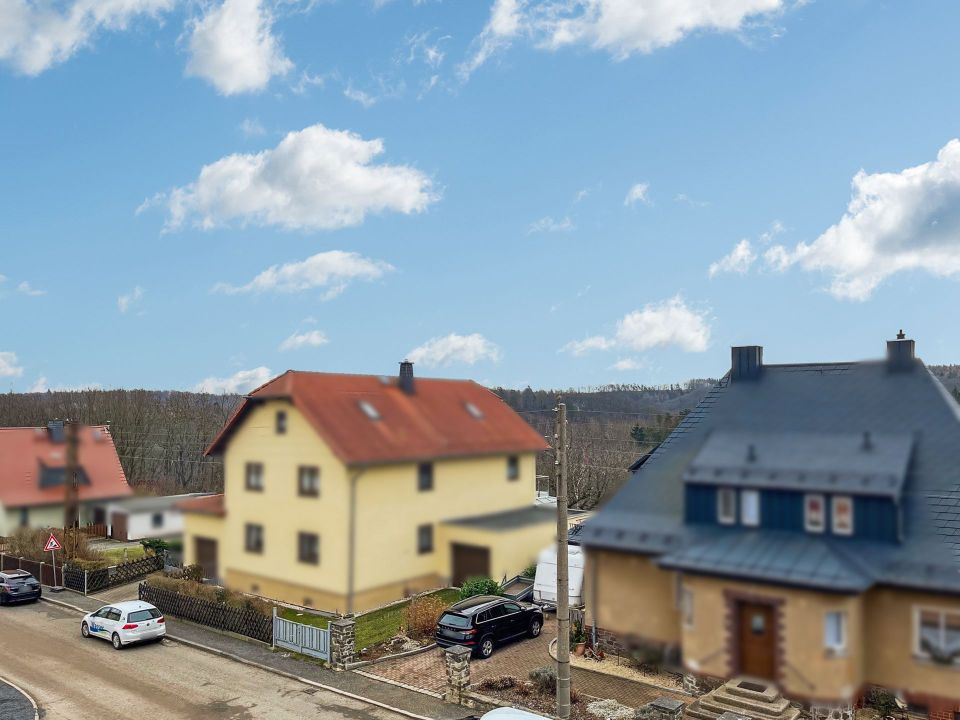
2, 369, 956, 510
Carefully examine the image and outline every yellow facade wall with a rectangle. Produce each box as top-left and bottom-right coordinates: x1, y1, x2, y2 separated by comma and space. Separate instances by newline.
587, 549, 681, 646
438, 519, 554, 585
184, 398, 548, 612
863, 587, 960, 702
182, 512, 225, 566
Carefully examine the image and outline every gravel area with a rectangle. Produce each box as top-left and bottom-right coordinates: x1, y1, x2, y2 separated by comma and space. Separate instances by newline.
568, 652, 684, 694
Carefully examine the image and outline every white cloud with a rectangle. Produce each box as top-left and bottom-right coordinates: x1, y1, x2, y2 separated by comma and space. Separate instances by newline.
624, 182, 650, 206
165, 123, 437, 231
457, 0, 523, 81
610, 358, 645, 371
185, 0, 292, 95
770, 139, 960, 300
573, 188, 590, 203
565, 295, 710, 355
407, 333, 501, 368
213, 250, 393, 299
674, 193, 709, 207
535, 0, 786, 58
27, 376, 101, 392
403, 30, 448, 69
528, 215, 574, 234
194, 366, 272, 394
344, 83, 377, 108
17, 281, 45, 296
118, 285, 144, 313
239, 118, 266, 137
279, 329, 329, 351
0, 0, 173, 75
708, 239, 756, 277
0, 352, 24, 378
28, 376, 47, 392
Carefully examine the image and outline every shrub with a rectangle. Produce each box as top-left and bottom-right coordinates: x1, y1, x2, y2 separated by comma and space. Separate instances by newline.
7, 527, 106, 566
521, 562, 537, 578
140, 538, 169, 554
182, 564, 205, 582
478, 676, 517, 691
528, 666, 556, 695
143, 576, 273, 617
626, 643, 665, 671
867, 688, 900, 719
405, 595, 448, 638
570, 615, 586, 644
514, 681, 533, 697
459, 576, 501, 600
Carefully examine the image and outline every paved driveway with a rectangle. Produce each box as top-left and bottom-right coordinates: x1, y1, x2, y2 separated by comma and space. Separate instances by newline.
0, 601, 409, 720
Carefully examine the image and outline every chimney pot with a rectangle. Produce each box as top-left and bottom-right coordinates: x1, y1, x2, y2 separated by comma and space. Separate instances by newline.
399, 360, 415, 394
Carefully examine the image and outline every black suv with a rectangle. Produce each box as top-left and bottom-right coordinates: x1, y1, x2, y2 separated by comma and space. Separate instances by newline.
0, 570, 42, 605
436, 595, 544, 658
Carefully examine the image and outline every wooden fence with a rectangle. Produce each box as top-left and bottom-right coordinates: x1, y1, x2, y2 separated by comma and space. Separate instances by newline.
138, 583, 273, 644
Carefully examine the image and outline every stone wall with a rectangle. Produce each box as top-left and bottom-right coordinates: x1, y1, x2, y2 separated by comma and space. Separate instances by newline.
330, 617, 356, 670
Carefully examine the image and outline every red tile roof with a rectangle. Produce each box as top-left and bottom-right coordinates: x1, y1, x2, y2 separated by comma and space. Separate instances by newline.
0, 425, 132, 508
177, 493, 225, 516
206, 371, 550, 465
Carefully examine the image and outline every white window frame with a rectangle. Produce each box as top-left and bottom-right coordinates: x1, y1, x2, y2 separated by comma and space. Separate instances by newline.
824, 610, 847, 654
831, 495, 854, 536
740, 489, 761, 527
717, 488, 737, 525
681, 586, 694, 628
913, 605, 960, 664
805, 493, 826, 533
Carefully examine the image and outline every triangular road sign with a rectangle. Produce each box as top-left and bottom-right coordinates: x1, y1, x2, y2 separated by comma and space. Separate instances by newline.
44, 533, 62, 552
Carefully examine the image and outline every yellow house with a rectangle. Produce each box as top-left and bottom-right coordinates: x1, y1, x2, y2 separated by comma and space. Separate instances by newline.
580, 336, 960, 719
181, 362, 553, 613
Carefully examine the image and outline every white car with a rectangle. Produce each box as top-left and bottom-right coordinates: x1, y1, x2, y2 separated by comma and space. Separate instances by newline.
81, 601, 166, 650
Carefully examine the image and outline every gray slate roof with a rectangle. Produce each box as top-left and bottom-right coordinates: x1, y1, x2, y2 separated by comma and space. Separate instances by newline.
443, 505, 555, 531
579, 356, 960, 595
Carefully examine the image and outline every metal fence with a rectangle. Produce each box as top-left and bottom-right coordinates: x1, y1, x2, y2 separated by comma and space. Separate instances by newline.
272, 608, 330, 660
139, 582, 273, 644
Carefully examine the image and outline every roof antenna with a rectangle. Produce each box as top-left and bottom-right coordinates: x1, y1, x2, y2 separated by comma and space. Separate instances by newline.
862, 431, 873, 451
897, 329, 905, 340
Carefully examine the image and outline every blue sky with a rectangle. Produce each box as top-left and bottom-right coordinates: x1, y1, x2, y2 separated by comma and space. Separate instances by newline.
3, 0, 960, 393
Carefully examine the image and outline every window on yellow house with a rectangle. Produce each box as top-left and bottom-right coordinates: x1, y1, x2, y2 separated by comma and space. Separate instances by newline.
276, 410, 287, 434
915, 607, 960, 663
824, 611, 847, 654
298, 532, 319, 565
245, 462, 264, 491
507, 456, 519, 481
417, 524, 433, 554
832, 495, 854, 536
245, 523, 264, 553
298, 466, 320, 497
418, 463, 433, 491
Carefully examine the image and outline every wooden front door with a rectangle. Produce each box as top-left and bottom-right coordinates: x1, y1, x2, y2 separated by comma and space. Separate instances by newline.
451, 543, 490, 586
738, 602, 777, 679
195, 538, 218, 581
110, 511, 128, 541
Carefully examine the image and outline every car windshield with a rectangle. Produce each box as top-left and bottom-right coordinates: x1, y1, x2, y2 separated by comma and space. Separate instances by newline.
127, 608, 162, 623
4, 575, 33, 585
439, 613, 472, 628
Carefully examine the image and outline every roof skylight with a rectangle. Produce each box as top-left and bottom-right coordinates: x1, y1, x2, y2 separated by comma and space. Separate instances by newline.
465, 402, 484, 419
359, 400, 381, 420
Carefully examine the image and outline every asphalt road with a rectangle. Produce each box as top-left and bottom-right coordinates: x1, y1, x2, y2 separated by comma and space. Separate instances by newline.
0, 601, 409, 720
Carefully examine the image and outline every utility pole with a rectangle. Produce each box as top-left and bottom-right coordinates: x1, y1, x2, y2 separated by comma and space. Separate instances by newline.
64, 420, 80, 557
554, 399, 571, 719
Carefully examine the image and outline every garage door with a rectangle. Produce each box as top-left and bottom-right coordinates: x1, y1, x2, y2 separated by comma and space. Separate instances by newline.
451, 543, 490, 585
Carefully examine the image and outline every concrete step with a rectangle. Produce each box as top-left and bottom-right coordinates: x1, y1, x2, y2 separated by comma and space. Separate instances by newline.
699, 697, 785, 720
684, 702, 718, 720
712, 692, 792, 716
726, 683, 778, 702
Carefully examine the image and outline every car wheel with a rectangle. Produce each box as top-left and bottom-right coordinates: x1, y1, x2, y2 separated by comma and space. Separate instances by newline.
81, 622, 90, 638
478, 636, 495, 659
528, 617, 542, 638
112, 633, 123, 650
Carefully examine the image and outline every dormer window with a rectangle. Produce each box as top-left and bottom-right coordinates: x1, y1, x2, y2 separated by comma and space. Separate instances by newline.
740, 489, 760, 527
359, 400, 380, 420
804, 494, 826, 533
717, 488, 736, 525
832, 495, 854, 535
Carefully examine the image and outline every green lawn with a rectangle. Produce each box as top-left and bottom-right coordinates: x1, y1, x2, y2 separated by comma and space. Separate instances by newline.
279, 607, 331, 629
355, 588, 460, 650
100, 545, 146, 564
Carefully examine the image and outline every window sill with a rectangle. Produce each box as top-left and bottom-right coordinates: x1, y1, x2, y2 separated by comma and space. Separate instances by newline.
912, 654, 960, 669
298, 492, 320, 498
245, 487, 264, 492
824, 648, 848, 659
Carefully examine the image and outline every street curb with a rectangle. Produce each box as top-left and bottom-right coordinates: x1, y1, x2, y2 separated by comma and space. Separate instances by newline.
354, 670, 444, 700
41, 596, 437, 720
0, 675, 40, 720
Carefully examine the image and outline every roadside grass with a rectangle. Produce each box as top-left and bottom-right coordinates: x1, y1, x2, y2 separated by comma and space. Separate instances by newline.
355, 588, 460, 650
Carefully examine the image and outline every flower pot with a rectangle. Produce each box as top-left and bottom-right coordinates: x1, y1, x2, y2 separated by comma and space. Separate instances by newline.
575, 642, 586, 656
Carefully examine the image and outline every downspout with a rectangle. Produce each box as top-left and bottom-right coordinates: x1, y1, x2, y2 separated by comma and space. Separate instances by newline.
590, 548, 598, 648
347, 469, 364, 615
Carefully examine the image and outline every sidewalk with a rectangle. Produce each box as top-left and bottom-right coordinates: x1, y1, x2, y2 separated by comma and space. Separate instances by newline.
42, 585, 478, 720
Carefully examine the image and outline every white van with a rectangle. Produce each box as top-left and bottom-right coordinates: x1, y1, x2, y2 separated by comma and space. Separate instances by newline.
532, 545, 585, 608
